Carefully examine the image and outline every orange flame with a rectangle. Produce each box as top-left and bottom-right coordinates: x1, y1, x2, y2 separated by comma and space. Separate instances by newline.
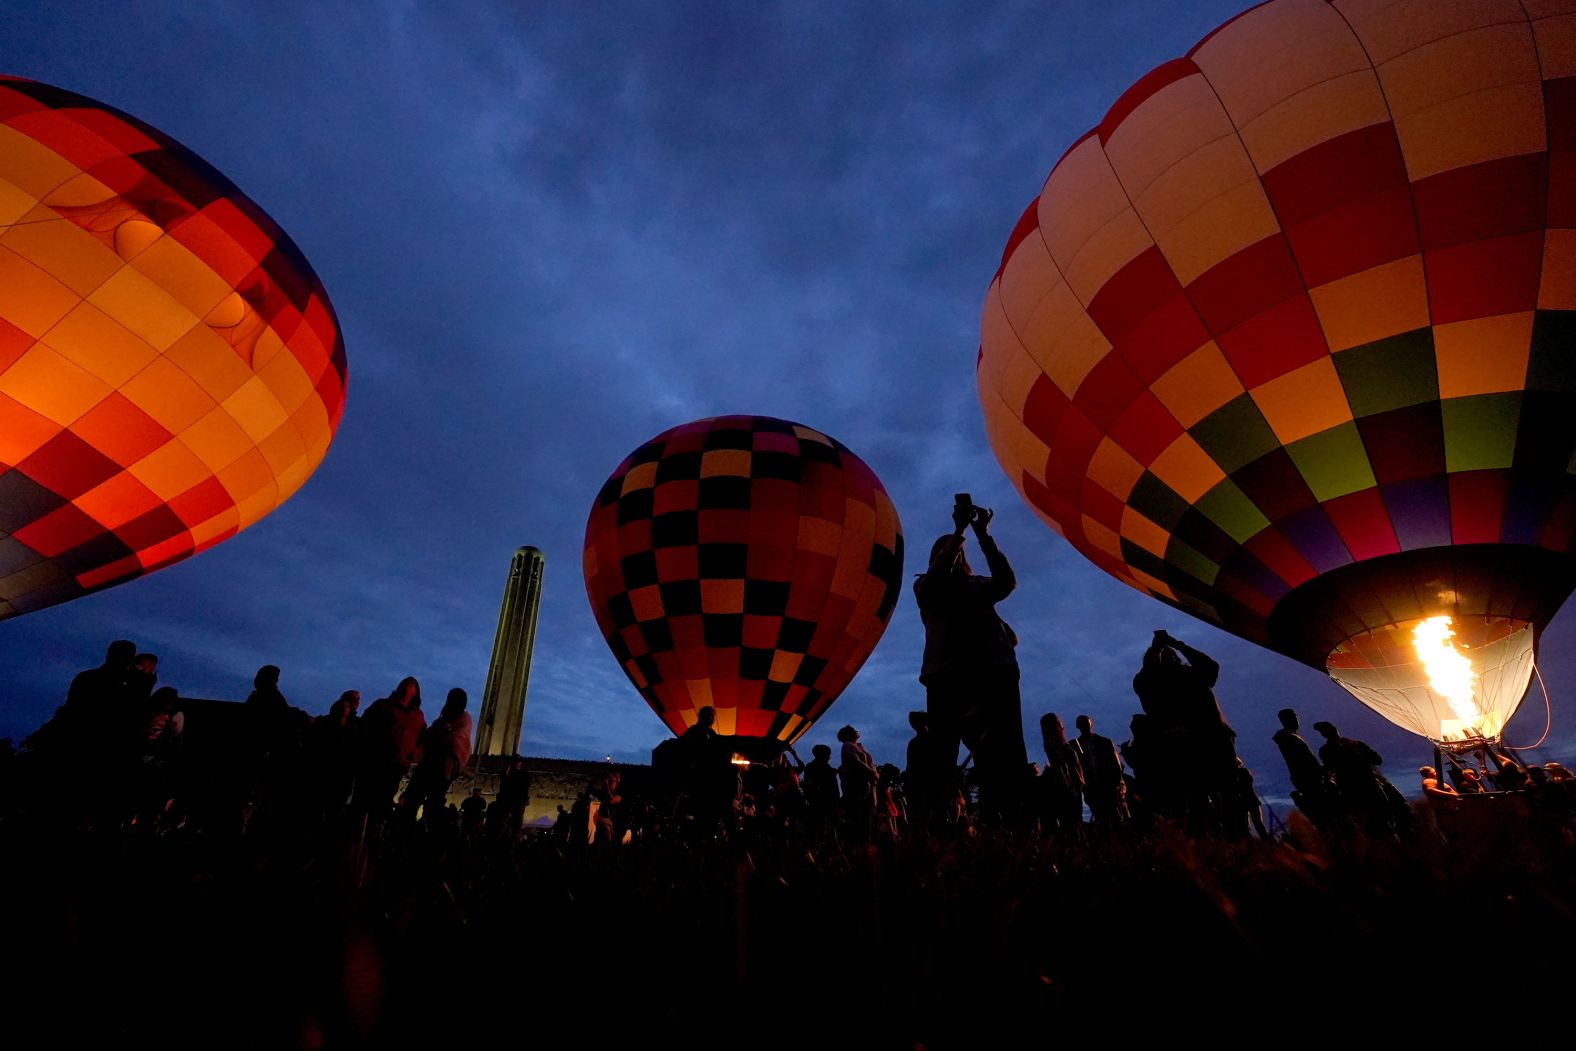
1412, 616, 1482, 739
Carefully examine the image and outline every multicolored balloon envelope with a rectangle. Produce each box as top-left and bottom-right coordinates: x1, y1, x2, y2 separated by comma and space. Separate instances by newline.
0, 76, 344, 619
584, 416, 903, 751
978, 0, 1576, 745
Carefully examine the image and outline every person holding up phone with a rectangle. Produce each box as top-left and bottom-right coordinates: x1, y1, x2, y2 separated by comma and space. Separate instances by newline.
912, 494, 1027, 821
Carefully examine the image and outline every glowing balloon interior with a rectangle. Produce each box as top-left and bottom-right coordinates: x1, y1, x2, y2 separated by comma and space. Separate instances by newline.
0, 75, 345, 618
1327, 616, 1534, 745
976, 0, 1576, 743
584, 416, 903, 749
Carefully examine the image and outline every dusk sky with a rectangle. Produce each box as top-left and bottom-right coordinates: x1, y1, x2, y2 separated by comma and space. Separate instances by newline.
5, 1, 1573, 803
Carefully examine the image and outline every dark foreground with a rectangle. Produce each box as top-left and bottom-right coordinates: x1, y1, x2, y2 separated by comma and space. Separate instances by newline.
3, 799, 1574, 1048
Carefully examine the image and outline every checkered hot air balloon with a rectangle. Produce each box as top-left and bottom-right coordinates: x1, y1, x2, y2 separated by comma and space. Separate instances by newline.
584, 416, 904, 754
978, 0, 1576, 746
0, 76, 344, 618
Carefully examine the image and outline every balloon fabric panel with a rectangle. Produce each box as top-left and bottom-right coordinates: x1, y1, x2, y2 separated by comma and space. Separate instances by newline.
978, 0, 1576, 667
583, 416, 903, 746
0, 76, 344, 619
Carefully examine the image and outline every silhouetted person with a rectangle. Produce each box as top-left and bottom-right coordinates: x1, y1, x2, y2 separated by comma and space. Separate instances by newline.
838, 725, 880, 834
1486, 747, 1529, 792
803, 743, 839, 828
1273, 708, 1337, 828
1312, 721, 1395, 836
1455, 764, 1487, 795
71, 639, 139, 714
1233, 758, 1269, 839
405, 688, 474, 823
914, 499, 1027, 818
1070, 715, 1126, 828
246, 665, 287, 710
353, 677, 426, 831
495, 756, 532, 840
129, 685, 181, 830
586, 768, 622, 845
767, 747, 807, 828
31, 640, 139, 759
680, 706, 733, 830
877, 763, 906, 836
244, 664, 292, 781
1038, 713, 1084, 835
1133, 630, 1236, 831
128, 653, 158, 701
1120, 712, 1173, 825
310, 691, 360, 824
904, 710, 950, 820
460, 788, 487, 837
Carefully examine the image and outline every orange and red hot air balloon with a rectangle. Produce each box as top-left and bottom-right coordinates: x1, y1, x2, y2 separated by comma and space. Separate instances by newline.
0, 75, 344, 619
978, 0, 1576, 747
584, 416, 903, 755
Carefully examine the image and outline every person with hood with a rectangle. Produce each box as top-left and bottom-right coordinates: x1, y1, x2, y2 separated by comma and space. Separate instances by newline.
352, 677, 426, 828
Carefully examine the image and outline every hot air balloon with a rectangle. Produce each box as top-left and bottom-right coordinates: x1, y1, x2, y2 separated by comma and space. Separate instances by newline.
584, 416, 903, 757
0, 75, 344, 619
977, 0, 1576, 748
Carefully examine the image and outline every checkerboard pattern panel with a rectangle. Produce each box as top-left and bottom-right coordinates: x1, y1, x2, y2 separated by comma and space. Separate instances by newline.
0, 76, 345, 618
583, 416, 904, 745
979, 0, 1576, 655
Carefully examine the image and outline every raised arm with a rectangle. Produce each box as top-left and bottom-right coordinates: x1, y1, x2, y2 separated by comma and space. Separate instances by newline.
1170, 636, 1219, 687
972, 507, 1016, 601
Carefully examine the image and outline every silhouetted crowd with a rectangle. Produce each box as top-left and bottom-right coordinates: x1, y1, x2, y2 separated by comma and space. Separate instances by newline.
6, 639, 507, 842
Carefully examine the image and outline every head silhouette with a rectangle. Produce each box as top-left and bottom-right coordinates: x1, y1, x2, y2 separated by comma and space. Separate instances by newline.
1040, 713, 1066, 743
394, 677, 421, 708
1311, 720, 1337, 741
1278, 708, 1299, 731
443, 687, 467, 719
1075, 715, 1093, 734
908, 711, 928, 733
929, 535, 971, 576
837, 725, 859, 743
106, 640, 136, 666
812, 744, 832, 760
255, 665, 281, 690
696, 706, 716, 729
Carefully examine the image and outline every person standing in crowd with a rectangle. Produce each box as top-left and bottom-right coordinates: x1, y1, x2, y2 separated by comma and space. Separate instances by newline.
460, 788, 488, 837
802, 743, 840, 830
405, 688, 474, 826
904, 710, 949, 821
353, 677, 426, 832
679, 706, 734, 832
1071, 715, 1126, 829
838, 725, 880, 834
1132, 630, 1237, 832
309, 691, 361, 826
913, 496, 1027, 819
246, 665, 288, 710
1272, 708, 1337, 829
1233, 757, 1269, 839
1038, 713, 1084, 836
1312, 721, 1398, 837
494, 756, 532, 840
28, 640, 139, 760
